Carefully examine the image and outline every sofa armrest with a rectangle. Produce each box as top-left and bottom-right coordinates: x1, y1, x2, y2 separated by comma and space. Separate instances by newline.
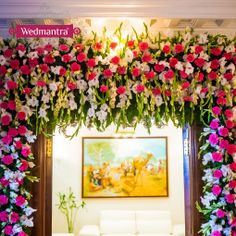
78, 225, 100, 236
173, 224, 185, 236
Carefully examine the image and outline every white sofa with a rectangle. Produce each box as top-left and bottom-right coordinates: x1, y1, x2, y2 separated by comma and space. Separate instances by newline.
79, 210, 185, 236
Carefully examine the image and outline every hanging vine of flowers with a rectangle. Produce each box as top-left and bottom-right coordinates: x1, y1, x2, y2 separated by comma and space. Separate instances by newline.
0, 23, 236, 235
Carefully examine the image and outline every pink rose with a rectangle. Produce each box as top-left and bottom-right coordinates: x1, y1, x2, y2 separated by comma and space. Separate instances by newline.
29, 58, 39, 68
224, 72, 233, 81
10, 212, 19, 223
229, 180, 236, 189
154, 63, 165, 72
181, 81, 190, 90
195, 45, 203, 54
21, 146, 31, 157
152, 88, 161, 96
138, 41, 149, 51
62, 54, 72, 63
44, 54, 55, 64
7, 80, 18, 90
10, 59, 20, 69
195, 58, 205, 67
20, 65, 31, 75
117, 66, 126, 75
195, 72, 204, 82
19, 160, 29, 172
59, 44, 69, 52
132, 67, 141, 77
210, 119, 219, 129
219, 139, 229, 149
164, 70, 175, 80
186, 54, 195, 62
226, 120, 235, 129
0, 211, 8, 222
169, 58, 178, 68
162, 45, 170, 54
212, 185, 222, 195
216, 209, 226, 218
213, 169, 223, 179
17, 111, 26, 121
225, 194, 235, 203
218, 127, 229, 137
15, 195, 26, 207
18, 232, 27, 236
77, 52, 86, 62
100, 85, 108, 93
4, 225, 13, 235
67, 82, 77, 90
16, 44, 26, 52
103, 69, 113, 78
4, 49, 13, 58
136, 84, 145, 93
87, 58, 96, 68
15, 140, 23, 149
212, 106, 221, 116
1, 114, 11, 126
229, 163, 236, 172
18, 125, 27, 136
40, 64, 49, 73
227, 144, 236, 155
165, 90, 172, 97
210, 59, 220, 69
116, 86, 126, 95
8, 100, 16, 110
0, 195, 8, 205
22, 87, 32, 95
0, 177, 9, 187
208, 71, 218, 80
212, 231, 222, 236
212, 152, 223, 162
208, 133, 219, 145
174, 44, 184, 53
142, 54, 152, 63
144, 71, 155, 80
180, 70, 188, 79
225, 109, 233, 119
211, 47, 222, 56
59, 67, 67, 77
2, 135, 13, 145
111, 56, 120, 65
86, 72, 96, 81
2, 155, 14, 165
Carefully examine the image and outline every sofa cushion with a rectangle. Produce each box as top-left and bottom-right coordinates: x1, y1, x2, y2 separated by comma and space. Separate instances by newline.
100, 210, 135, 221
100, 220, 136, 234
136, 210, 171, 220
102, 234, 136, 236
79, 225, 100, 236
137, 234, 171, 236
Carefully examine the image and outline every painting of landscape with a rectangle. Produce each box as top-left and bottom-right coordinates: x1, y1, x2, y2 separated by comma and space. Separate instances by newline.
82, 137, 168, 198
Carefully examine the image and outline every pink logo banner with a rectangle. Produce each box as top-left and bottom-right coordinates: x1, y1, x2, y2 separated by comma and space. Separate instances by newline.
14, 24, 77, 38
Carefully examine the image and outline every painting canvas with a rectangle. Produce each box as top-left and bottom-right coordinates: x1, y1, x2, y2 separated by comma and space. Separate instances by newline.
82, 137, 168, 198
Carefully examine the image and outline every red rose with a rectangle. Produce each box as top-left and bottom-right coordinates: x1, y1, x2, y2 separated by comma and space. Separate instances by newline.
227, 144, 236, 155
35, 47, 44, 55
1, 114, 11, 126
15, 140, 23, 149
154, 63, 165, 72
21, 146, 31, 157
195, 58, 205, 67
208, 71, 217, 80
226, 120, 235, 129
0, 66, 7, 75
7, 80, 18, 90
224, 72, 233, 81
17, 111, 26, 121
67, 82, 77, 90
103, 69, 113, 78
110, 42, 117, 50
230, 163, 236, 172
164, 70, 175, 80
162, 45, 170, 54
87, 58, 96, 68
29, 58, 38, 68
2, 155, 13, 165
2, 135, 12, 145
74, 43, 84, 52
36, 80, 46, 87
117, 66, 126, 75
216, 97, 227, 105
186, 54, 195, 62
62, 54, 72, 63
138, 41, 149, 51
19, 160, 29, 172
18, 125, 27, 136
169, 58, 178, 68
22, 88, 32, 95
77, 52, 87, 62
181, 81, 190, 90
116, 86, 126, 95
95, 42, 103, 51
44, 54, 55, 64
132, 50, 138, 58
218, 127, 229, 137
152, 88, 161, 96
59, 44, 69, 52
0, 178, 9, 187
144, 71, 155, 80
174, 44, 184, 53
86, 72, 97, 81
180, 70, 188, 79
225, 194, 235, 204
132, 67, 141, 77
40, 64, 49, 73
20, 65, 31, 75
10, 59, 20, 70
211, 47, 222, 56
8, 100, 16, 110
70, 62, 81, 72
100, 85, 108, 93
111, 56, 120, 65
219, 139, 229, 149
59, 67, 67, 77
44, 44, 53, 52
165, 90, 172, 97
0, 102, 7, 109
210, 59, 220, 69
4, 49, 13, 58
195, 45, 203, 54
225, 109, 233, 119
8, 128, 18, 137
135, 84, 145, 93
223, 52, 232, 60
142, 54, 152, 63
15, 196, 26, 207
229, 180, 236, 189
127, 40, 135, 48
16, 44, 26, 52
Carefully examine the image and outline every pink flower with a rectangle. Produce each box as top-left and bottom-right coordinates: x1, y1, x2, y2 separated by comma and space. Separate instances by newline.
2, 155, 13, 165
132, 67, 141, 77
15, 196, 26, 207
21, 146, 31, 157
29, 58, 39, 68
216, 209, 226, 218
164, 70, 175, 80
103, 69, 113, 78
208, 71, 218, 80
116, 86, 126, 95
212, 106, 221, 116
77, 52, 86, 62
0, 211, 8, 222
138, 41, 149, 51
86, 71, 96, 81
8, 100, 16, 110
186, 54, 195, 62
0, 195, 8, 205
165, 90, 171, 97
210, 59, 220, 69
10, 212, 19, 223
2, 135, 13, 145
7, 80, 18, 90
180, 70, 188, 79
0, 177, 9, 187
1, 114, 11, 126
225, 109, 233, 119
226, 120, 235, 129
154, 63, 165, 72
40, 64, 49, 73
18, 232, 27, 236
229, 180, 236, 189
67, 82, 77, 90
22, 87, 32, 95
59, 44, 69, 52
18, 125, 27, 136
19, 160, 29, 172
111, 56, 120, 65
4, 49, 13, 58
169, 58, 178, 68
195, 72, 204, 82
36, 80, 46, 87
4, 225, 13, 235
229, 163, 236, 172
8, 128, 18, 137
195, 58, 205, 67
162, 45, 170, 54
0, 102, 8, 109
195, 45, 203, 54
16, 44, 26, 52
211, 47, 222, 56
227, 144, 236, 155
144, 71, 155, 80
142, 53, 152, 63
212, 231, 222, 236
59, 67, 67, 77
213, 169, 223, 179
174, 44, 184, 53
181, 81, 190, 90
212, 152, 223, 162
15, 140, 23, 149
71, 62, 81, 72
10, 59, 20, 69
17, 111, 26, 121
62, 54, 72, 63
0, 65, 7, 75
216, 97, 227, 105
210, 119, 219, 129
74, 43, 84, 52
100, 85, 108, 93
225, 194, 235, 203
110, 42, 117, 50
218, 127, 229, 137
224, 72, 233, 81
94, 42, 103, 51
87, 58, 96, 68
136, 84, 145, 93
152, 88, 161, 96
212, 185, 222, 195
20, 65, 31, 75
208, 133, 219, 145
219, 139, 229, 149
44, 54, 55, 64
117, 66, 126, 75
35, 46, 44, 55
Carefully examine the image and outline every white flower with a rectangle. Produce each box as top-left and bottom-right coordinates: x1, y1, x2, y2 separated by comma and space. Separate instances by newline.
9, 182, 19, 191
27, 51, 38, 58
13, 224, 22, 234
109, 64, 118, 73
50, 66, 61, 75
38, 106, 49, 121
124, 49, 133, 63
77, 80, 88, 91
0, 55, 7, 65
24, 207, 37, 216
101, 104, 109, 111
175, 61, 183, 71
96, 110, 107, 122
225, 44, 235, 53
49, 82, 58, 91
25, 134, 37, 143
88, 108, 95, 118
155, 96, 163, 106
198, 33, 208, 44
27, 96, 39, 107
202, 152, 212, 165
42, 93, 50, 104
140, 63, 150, 72
68, 98, 77, 110
21, 216, 34, 227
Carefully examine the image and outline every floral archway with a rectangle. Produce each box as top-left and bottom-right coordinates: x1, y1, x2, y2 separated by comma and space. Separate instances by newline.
0, 24, 236, 236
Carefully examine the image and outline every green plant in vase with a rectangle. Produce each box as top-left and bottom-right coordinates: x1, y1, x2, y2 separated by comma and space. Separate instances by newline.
57, 187, 86, 233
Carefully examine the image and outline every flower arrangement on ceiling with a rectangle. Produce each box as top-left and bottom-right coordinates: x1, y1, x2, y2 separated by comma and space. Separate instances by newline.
0, 22, 235, 235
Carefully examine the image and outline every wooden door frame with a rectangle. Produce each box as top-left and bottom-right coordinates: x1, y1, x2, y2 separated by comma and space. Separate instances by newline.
31, 124, 202, 236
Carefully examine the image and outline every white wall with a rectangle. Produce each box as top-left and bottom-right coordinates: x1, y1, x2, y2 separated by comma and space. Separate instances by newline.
52, 122, 185, 234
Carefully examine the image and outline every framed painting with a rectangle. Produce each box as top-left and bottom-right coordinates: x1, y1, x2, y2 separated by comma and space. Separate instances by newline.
82, 137, 168, 198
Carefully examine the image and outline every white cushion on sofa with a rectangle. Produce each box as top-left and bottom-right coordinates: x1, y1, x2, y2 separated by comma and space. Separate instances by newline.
102, 234, 136, 236
100, 210, 135, 220
136, 210, 171, 220
100, 220, 136, 234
